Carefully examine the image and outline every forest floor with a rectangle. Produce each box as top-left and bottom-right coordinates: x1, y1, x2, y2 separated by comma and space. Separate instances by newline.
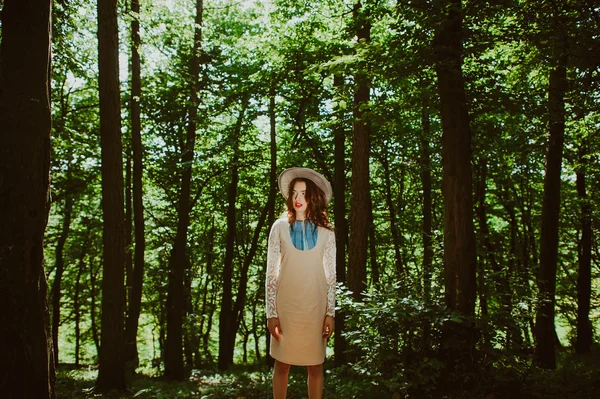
56, 348, 600, 399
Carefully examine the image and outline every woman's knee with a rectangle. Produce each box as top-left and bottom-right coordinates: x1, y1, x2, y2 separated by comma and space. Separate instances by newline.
274, 360, 291, 375
307, 364, 323, 378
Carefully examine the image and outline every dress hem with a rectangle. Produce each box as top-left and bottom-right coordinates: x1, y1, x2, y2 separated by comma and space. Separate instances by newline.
270, 353, 325, 366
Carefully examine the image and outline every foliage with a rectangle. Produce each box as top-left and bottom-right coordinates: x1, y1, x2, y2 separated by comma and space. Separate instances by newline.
338, 283, 446, 396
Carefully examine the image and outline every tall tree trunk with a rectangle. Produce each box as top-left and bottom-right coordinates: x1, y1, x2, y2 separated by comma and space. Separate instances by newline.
348, 1, 371, 301
333, 74, 348, 366
265, 80, 278, 367
96, 0, 127, 390
534, 15, 567, 370
218, 98, 249, 370
124, 0, 146, 371
575, 146, 592, 354
0, 1, 55, 396
51, 192, 73, 366
165, 0, 203, 380
433, 0, 477, 380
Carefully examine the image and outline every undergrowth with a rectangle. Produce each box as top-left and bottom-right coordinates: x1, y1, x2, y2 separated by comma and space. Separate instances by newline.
55, 348, 600, 399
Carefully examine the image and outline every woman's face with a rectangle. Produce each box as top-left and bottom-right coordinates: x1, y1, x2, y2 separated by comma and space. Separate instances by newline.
292, 181, 308, 214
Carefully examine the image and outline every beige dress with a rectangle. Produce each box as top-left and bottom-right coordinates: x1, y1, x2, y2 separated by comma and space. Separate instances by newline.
266, 218, 336, 366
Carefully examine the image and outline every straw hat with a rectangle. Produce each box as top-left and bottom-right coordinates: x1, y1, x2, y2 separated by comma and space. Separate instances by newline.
278, 167, 332, 204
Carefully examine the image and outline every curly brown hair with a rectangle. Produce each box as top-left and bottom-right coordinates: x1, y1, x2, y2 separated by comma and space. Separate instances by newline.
286, 177, 333, 231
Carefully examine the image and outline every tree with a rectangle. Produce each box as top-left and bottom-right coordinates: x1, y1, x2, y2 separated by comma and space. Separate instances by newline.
433, 0, 477, 378
218, 96, 250, 370
0, 1, 55, 397
534, 6, 568, 370
265, 78, 278, 367
332, 74, 348, 365
96, 0, 127, 390
124, 0, 147, 370
347, 0, 371, 301
165, 0, 204, 380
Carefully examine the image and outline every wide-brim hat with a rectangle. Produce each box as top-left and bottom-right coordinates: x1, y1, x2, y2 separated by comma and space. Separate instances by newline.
278, 167, 332, 204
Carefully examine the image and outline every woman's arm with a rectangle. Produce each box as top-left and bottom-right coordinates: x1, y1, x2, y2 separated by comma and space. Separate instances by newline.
266, 221, 282, 319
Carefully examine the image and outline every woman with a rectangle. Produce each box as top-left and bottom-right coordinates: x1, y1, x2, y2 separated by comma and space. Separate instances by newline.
266, 167, 336, 399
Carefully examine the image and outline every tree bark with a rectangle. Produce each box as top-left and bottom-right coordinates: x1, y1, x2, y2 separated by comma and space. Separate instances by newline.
96, 0, 127, 390
575, 147, 592, 354
332, 74, 348, 366
0, 1, 55, 397
165, 0, 203, 380
347, 1, 371, 301
534, 15, 568, 370
433, 0, 477, 379
124, 0, 146, 371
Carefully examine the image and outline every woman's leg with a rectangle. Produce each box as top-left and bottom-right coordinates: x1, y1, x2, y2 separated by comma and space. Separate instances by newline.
273, 360, 291, 399
307, 364, 323, 399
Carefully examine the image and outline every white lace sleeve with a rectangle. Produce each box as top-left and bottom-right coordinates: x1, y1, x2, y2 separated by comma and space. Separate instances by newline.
265, 221, 282, 319
323, 230, 336, 317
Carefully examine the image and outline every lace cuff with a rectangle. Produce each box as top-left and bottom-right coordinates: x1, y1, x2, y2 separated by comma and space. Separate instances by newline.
323, 230, 336, 317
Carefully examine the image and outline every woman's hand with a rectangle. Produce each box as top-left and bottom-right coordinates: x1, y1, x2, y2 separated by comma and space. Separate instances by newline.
322, 315, 334, 339
267, 317, 283, 341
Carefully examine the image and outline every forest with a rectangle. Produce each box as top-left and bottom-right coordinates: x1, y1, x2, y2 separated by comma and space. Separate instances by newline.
1, 0, 599, 398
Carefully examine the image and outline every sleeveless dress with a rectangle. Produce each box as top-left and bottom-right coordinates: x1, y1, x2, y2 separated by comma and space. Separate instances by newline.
265, 218, 336, 366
